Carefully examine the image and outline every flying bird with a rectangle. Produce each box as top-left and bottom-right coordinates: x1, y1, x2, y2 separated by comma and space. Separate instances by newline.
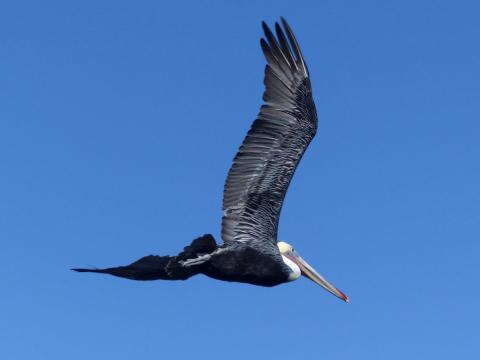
73, 18, 348, 302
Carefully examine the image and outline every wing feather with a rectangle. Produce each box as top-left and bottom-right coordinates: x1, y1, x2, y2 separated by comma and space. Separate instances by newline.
221, 19, 317, 247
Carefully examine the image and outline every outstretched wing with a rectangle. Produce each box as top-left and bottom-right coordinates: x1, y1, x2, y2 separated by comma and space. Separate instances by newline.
72, 234, 217, 281
221, 18, 318, 247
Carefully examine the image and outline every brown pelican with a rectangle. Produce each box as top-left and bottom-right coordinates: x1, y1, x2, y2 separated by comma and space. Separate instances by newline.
73, 18, 349, 303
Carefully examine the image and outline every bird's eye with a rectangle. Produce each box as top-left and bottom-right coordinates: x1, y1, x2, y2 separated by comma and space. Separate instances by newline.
291, 248, 295, 252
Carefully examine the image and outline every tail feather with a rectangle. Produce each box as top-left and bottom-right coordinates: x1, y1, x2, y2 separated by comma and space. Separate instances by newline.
72, 234, 218, 281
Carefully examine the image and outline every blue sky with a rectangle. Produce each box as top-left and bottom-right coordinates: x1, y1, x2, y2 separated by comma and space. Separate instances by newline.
1, 1, 479, 359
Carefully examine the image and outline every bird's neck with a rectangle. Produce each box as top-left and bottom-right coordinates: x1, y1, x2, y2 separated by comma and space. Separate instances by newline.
281, 255, 301, 281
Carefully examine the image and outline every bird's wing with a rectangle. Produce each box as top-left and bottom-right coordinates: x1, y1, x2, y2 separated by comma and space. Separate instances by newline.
221, 18, 318, 247
72, 234, 217, 280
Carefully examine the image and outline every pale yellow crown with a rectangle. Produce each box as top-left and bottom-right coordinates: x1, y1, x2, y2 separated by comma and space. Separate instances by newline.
277, 241, 294, 254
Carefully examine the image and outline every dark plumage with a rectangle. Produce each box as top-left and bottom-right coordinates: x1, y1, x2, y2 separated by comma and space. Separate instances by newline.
222, 19, 316, 249
74, 235, 217, 281
73, 234, 291, 286
73, 19, 349, 301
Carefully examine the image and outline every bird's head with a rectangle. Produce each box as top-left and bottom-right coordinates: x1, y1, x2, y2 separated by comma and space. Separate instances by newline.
277, 241, 349, 302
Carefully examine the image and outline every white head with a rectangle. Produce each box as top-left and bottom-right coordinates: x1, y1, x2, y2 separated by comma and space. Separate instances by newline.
277, 241, 349, 302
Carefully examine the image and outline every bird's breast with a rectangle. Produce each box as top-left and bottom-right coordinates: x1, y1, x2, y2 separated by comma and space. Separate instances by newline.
203, 246, 290, 287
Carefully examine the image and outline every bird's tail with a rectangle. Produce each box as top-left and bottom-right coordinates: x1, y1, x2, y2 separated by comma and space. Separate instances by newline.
72, 234, 217, 281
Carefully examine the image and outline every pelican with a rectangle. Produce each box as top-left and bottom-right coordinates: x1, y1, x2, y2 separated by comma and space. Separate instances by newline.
73, 18, 349, 302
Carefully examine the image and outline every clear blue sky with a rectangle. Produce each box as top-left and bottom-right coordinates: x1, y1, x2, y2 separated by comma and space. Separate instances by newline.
1, 1, 479, 359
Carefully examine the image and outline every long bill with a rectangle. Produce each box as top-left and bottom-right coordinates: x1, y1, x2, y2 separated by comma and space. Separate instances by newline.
286, 251, 349, 303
